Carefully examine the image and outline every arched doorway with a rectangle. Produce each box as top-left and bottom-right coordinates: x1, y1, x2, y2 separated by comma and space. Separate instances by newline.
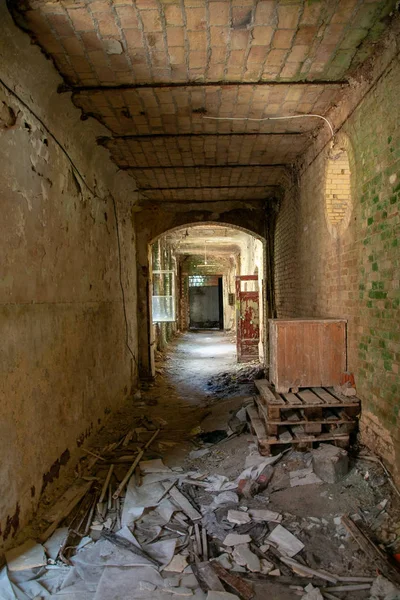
141, 222, 268, 378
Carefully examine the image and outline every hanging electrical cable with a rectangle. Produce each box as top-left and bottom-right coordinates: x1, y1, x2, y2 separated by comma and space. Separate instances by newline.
203, 113, 335, 139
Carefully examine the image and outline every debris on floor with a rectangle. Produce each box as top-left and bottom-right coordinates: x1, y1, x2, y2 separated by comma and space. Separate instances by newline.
3, 368, 400, 600
206, 364, 265, 399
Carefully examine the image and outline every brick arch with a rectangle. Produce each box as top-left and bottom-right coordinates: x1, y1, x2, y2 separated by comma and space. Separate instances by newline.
136, 206, 269, 246
150, 219, 266, 246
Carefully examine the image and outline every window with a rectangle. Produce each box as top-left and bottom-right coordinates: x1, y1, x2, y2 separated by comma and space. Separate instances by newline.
152, 270, 175, 322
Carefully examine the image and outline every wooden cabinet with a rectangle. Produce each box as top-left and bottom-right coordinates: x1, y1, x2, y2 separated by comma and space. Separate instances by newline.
269, 319, 347, 393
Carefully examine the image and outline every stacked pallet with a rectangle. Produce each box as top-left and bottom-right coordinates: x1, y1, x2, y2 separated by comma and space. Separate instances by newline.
247, 379, 361, 456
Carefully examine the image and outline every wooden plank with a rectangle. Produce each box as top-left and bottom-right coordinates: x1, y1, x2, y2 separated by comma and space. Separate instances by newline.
266, 433, 349, 445
254, 395, 268, 420
282, 392, 302, 405
312, 387, 339, 404
247, 405, 268, 442
40, 481, 93, 543
169, 485, 202, 521
326, 387, 360, 405
342, 516, 400, 586
298, 389, 325, 405
193, 562, 225, 592
255, 380, 285, 405
212, 562, 254, 600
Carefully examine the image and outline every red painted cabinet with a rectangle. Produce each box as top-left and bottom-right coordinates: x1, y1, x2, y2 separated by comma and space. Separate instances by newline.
269, 318, 347, 393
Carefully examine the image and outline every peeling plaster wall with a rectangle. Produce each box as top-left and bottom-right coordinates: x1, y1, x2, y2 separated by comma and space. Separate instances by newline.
0, 7, 139, 550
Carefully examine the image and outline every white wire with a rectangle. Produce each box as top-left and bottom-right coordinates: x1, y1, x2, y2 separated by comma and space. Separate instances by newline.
202, 113, 334, 139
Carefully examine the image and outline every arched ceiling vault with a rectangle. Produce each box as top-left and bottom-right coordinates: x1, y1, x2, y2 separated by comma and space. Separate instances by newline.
9, 0, 397, 208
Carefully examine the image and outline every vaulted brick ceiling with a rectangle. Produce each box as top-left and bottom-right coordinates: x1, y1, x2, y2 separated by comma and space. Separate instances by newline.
11, 0, 395, 206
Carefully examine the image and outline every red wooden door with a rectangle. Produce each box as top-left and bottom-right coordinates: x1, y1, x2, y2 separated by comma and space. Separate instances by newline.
236, 275, 260, 363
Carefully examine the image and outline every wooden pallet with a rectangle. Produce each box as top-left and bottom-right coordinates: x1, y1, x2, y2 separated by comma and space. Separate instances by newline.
255, 380, 360, 419
247, 405, 350, 456
250, 379, 360, 455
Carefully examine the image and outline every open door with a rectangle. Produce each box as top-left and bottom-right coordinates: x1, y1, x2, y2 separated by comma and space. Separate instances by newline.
236, 275, 260, 362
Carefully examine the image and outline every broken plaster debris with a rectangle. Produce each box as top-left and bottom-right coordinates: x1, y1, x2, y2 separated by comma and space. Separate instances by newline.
3, 391, 395, 600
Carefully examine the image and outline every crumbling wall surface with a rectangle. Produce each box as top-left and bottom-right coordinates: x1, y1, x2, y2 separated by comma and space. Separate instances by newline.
274, 54, 400, 480
0, 7, 138, 551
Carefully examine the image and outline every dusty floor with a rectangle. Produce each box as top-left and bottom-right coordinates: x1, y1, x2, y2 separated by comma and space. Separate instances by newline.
6, 331, 400, 599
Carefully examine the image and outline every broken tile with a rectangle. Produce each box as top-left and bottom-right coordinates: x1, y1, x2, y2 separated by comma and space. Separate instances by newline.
260, 558, 274, 574
267, 525, 304, 558
223, 534, 252, 546
232, 544, 260, 572
227, 510, 251, 525
164, 554, 188, 573
206, 593, 239, 600
213, 553, 233, 570
289, 467, 323, 487
6, 540, 47, 572
44, 527, 69, 560
248, 509, 282, 523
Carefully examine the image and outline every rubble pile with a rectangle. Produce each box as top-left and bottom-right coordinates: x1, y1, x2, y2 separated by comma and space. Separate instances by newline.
2, 408, 400, 600
206, 364, 265, 398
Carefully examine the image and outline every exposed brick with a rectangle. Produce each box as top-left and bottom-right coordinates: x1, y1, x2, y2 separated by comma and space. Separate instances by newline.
115, 6, 139, 29
209, 2, 230, 26
95, 12, 120, 37
164, 4, 184, 26
124, 28, 144, 48
272, 29, 295, 49
185, 6, 206, 30
169, 46, 186, 64
252, 26, 274, 46
61, 36, 85, 56
287, 44, 309, 63
67, 8, 94, 32
277, 4, 300, 30
166, 27, 185, 46
230, 30, 249, 50
255, 1, 276, 25
36, 33, 64, 54
47, 14, 75, 37
295, 25, 319, 46
146, 32, 165, 50
247, 45, 269, 63
187, 30, 207, 51
300, 1, 323, 25
81, 31, 103, 51
210, 26, 229, 47
140, 9, 162, 31
232, 6, 253, 29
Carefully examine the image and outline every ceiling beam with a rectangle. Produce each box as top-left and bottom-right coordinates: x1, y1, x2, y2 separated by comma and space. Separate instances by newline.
123, 164, 288, 170
64, 80, 348, 94
140, 185, 275, 191
98, 132, 308, 143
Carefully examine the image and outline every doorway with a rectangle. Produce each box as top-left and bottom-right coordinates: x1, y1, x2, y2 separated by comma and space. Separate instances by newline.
189, 275, 223, 330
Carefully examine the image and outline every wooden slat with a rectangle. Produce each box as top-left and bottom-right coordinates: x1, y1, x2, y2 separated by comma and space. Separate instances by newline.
254, 395, 268, 420
267, 433, 349, 445
282, 392, 302, 405
297, 389, 324, 405
326, 387, 359, 404
312, 387, 340, 404
247, 405, 268, 442
255, 380, 285, 405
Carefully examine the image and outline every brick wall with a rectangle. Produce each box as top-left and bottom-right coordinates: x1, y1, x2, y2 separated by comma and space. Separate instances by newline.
274, 57, 400, 479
